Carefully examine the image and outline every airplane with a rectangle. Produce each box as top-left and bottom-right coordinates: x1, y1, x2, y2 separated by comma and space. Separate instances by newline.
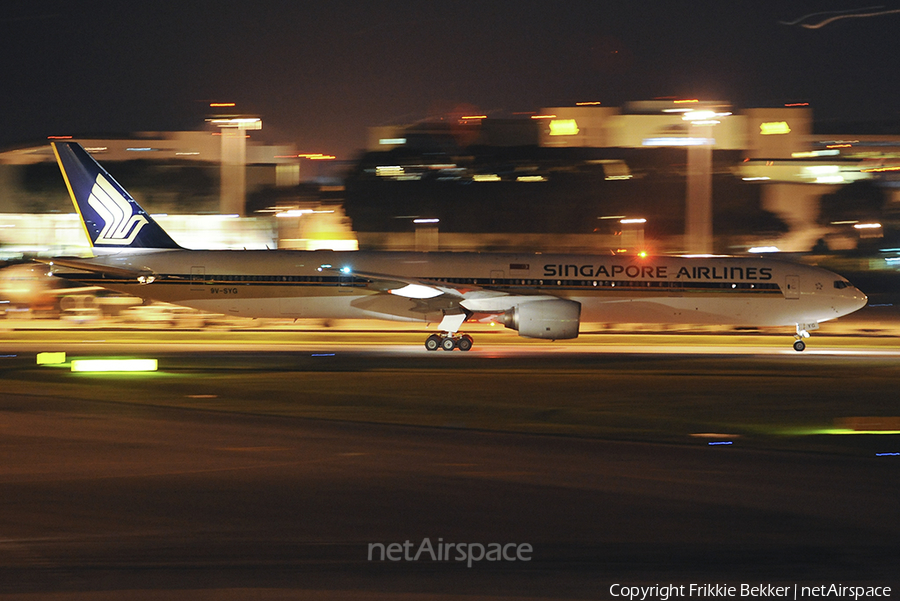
43, 141, 867, 352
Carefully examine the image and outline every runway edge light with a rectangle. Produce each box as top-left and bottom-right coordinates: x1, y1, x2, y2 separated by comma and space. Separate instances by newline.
37, 351, 66, 365
71, 359, 158, 373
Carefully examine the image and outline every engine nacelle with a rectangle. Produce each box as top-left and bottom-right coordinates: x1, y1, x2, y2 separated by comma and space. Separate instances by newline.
499, 299, 581, 340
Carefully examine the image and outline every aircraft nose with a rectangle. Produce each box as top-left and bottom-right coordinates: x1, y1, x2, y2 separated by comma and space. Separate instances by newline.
842, 286, 868, 315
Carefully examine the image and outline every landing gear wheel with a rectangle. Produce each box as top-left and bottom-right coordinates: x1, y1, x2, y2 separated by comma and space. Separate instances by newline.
425, 334, 441, 351
793, 339, 806, 352
457, 335, 473, 352
440, 337, 457, 351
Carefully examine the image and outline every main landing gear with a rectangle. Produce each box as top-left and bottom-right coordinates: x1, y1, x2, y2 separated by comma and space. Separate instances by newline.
425, 333, 474, 352
425, 312, 473, 352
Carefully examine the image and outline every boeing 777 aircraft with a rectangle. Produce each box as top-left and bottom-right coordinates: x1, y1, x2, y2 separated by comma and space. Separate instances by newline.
45, 142, 867, 351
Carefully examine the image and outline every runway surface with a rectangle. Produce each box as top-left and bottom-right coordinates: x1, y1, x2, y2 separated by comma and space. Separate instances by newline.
0, 330, 898, 599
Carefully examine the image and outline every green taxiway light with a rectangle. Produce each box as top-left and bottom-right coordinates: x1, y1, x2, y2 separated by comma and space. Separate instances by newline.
36, 352, 66, 365
70, 359, 158, 373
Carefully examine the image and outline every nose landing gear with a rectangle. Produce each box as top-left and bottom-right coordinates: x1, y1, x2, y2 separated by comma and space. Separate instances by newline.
792, 322, 818, 352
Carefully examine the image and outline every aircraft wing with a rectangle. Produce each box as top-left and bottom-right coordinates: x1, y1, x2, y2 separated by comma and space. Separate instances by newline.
332, 267, 511, 301
336, 266, 554, 321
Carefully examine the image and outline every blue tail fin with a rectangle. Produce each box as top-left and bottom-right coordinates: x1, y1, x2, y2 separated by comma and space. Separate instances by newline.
52, 142, 181, 250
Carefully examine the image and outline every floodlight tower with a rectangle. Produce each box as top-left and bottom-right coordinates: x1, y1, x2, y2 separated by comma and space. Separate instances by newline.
682, 108, 730, 255
207, 116, 262, 216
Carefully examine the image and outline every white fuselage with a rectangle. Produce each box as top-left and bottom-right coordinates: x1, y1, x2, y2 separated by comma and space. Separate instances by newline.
54, 250, 868, 330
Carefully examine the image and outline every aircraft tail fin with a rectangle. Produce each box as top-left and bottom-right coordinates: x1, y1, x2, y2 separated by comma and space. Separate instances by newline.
51, 142, 182, 251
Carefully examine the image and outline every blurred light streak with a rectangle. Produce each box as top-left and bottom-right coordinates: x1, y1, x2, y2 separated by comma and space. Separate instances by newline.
782, 7, 900, 29
549, 119, 579, 136
682, 110, 731, 122
376, 166, 404, 177
760, 122, 791, 135
862, 166, 900, 172
575, 101, 602, 106
71, 359, 158, 372
792, 150, 840, 157
642, 137, 714, 146
815, 176, 845, 184
748, 246, 780, 253
531, 114, 556, 119
36, 352, 66, 365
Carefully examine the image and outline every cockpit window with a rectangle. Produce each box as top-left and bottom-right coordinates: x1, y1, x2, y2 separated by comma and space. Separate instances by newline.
834, 280, 849, 289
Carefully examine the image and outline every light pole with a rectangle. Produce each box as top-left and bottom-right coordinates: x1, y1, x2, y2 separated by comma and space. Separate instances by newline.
682, 109, 729, 254
207, 117, 262, 217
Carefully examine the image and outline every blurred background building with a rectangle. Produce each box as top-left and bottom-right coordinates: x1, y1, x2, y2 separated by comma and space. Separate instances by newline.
1, 99, 899, 260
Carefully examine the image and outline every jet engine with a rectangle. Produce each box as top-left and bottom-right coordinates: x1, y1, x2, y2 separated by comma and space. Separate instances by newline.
499, 299, 581, 339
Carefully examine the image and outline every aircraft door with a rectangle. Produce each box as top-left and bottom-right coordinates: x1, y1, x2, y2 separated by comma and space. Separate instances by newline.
784, 275, 800, 299
191, 266, 206, 291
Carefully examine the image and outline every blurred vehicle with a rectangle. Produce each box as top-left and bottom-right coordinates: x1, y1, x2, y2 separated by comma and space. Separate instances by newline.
0, 262, 60, 313
59, 306, 103, 324
119, 303, 208, 328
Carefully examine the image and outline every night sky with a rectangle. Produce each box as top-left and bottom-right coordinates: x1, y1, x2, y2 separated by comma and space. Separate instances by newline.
3, 1, 900, 159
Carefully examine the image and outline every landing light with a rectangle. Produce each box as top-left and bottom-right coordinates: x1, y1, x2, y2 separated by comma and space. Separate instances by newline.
388, 284, 442, 299
340, 266, 351, 274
